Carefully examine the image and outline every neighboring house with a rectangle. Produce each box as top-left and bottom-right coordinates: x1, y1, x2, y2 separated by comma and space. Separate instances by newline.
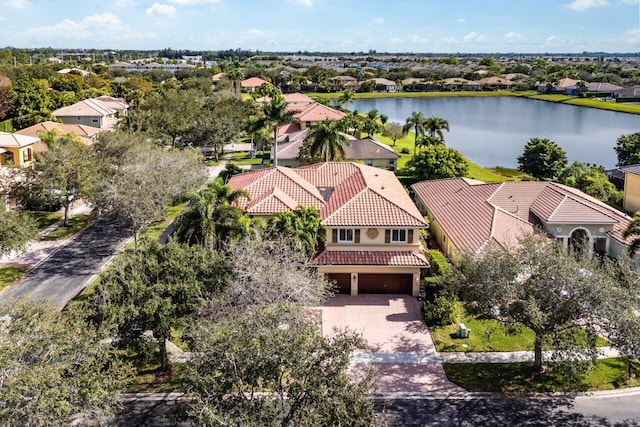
95, 96, 129, 117
329, 76, 359, 91
241, 77, 270, 92
108, 61, 194, 73
614, 164, 640, 213
16, 121, 99, 153
587, 82, 622, 97
52, 99, 118, 130
367, 78, 402, 92
293, 102, 345, 130
614, 85, 640, 103
412, 178, 633, 264
57, 68, 89, 77
228, 162, 429, 296
0, 132, 37, 167
477, 76, 514, 90
538, 78, 584, 95
272, 129, 399, 170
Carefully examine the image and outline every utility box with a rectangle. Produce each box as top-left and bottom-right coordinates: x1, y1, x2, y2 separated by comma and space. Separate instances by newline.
457, 323, 471, 338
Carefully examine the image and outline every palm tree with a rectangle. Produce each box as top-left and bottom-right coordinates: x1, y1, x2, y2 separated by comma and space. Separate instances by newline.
260, 96, 295, 167
362, 117, 382, 137
424, 116, 450, 143
403, 111, 426, 155
416, 134, 445, 149
304, 119, 349, 162
623, 213, 640, 257
174, 181, 249, 249
227, 68, 244, 95
338, 110, 361, 136
338, 90, 355, 109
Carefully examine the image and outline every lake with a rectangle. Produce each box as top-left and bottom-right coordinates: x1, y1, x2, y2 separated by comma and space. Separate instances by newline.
348, 97, 640, 169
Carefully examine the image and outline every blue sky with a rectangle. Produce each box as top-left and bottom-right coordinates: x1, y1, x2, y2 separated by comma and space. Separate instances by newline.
0, 0, 639, 53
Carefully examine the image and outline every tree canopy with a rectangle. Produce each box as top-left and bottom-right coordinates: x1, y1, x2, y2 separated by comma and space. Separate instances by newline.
517, 137, 567, 180
0, 209, 37, 257
557, 161, 621, 206
614, 132, 640, 167
406, 145, 469, 181
302, 119, 349, 162
268, 206, 325, 256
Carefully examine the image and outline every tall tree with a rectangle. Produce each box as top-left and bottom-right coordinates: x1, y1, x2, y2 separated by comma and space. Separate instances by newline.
338, 110, 361, 136
0, 210, 37, 257
338, 89, 355, 108
517, 137, 567, 180
0, 300, 133, 425
614, 132, 640, 167
423, 116, 450, 143
382, 121, 405, 146
558, 161, 621, 206
173, 181, 250, 249
304, 119, 349, 162
90, 240, 225, 372
451, 234, 640, 374
260, 96, 295, 167
403, 111, 426, 155
10, 76, 52, 129
227, 68, 245, 95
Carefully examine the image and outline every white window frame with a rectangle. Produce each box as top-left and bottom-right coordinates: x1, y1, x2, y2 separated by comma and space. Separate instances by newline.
391, 229, 407, 243
338, 228, 354, 243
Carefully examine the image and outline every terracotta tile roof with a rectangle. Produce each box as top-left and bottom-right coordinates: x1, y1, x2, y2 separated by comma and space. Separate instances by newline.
275, 132, 397, 161
245, 187, 299, 214
312, 250, 429, 266
477, 76, 514, 85
412, 178, 633, 253
16, 121, 99, 147
0, 132, 39, 148
294, 102, 345, 122
53, 99, 114, 117
229, 162, 426, 228
241, 77, 269, 88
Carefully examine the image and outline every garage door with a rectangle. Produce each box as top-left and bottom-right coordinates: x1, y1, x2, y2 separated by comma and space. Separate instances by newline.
358, 273, 412, 294
327, 273, 351, 294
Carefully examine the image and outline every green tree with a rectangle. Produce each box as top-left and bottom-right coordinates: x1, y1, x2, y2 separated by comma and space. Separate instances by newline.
227, 68, 245, 95
452, 234, 640, 374
260, 96, 295, 166
406, 145, 469, 180
338, 89, 355, 108
0, 82, 14, 120
558, 162, 621, 206
338, 110, 361, 136
303, 119, 349, 162
90, 240, 225, 372
0, 300, 133, 425
10, 76, 52, 128
185, 303, 375, 427
517, 137, 567, 180
623, 213, 640, 257
268, 206, 325, 256
361, 117, 382, 137
403, 111, 426, 155
173, 181, 250, 249
614, 132, 640, 167
0, 210, 37, 257
423, 116, 450, 142
382, 121, 405, 146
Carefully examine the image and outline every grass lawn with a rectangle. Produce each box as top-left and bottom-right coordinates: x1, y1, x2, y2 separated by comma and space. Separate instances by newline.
444, 358, 638, 392
228, 150, 265, 166
130, 202, 188, 248
309, 90, 518, 100
431, 316, 608, 353
0, 265, 26, 292
41, 214, 93, 241
126, 361, 187, 393
27, 211, 63, 231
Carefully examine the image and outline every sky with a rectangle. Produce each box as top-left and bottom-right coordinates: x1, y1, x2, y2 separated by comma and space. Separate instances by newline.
0, 0, 639, 53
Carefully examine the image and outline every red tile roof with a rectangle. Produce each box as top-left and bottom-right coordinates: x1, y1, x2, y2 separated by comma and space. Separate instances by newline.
228, 162, 426, 228
412, 178, 633, 253
312, 250, 429, 266
294, 102, 345, 122
241, 77, 269, 88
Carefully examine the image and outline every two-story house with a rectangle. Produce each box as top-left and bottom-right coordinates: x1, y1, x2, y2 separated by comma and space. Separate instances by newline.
228, 162, 429, 296
0, 132, 37, 168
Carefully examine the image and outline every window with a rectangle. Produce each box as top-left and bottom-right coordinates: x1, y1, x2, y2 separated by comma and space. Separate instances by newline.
388, 159, 396, 168
76, 116, 81, 121
305, 121, 312, 128
91, 118, 99, 124
23, 148, 32, 162
391, 229, 407, 243
365, 159, 373, 166
338, 228, 354, 243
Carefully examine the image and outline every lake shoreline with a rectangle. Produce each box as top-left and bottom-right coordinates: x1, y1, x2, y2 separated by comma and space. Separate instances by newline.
308, 91, 640, 116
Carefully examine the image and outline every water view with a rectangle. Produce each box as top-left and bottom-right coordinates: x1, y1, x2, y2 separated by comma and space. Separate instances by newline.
349, 97, 640, 169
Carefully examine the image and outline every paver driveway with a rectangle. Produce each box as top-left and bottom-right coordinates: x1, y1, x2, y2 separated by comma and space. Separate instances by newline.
321, 294, 463, 393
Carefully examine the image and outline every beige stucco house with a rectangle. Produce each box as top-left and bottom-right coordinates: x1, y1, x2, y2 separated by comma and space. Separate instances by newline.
228, 162, 429, 296
0, 132, 37, 168
52, 99, 120, 129
412, 178, 633, 264
617, 164, 640, 213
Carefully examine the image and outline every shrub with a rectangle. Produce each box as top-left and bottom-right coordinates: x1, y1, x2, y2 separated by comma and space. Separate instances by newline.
428, 249, 450, 276
423, 291, 462, 327
400, 147, 410, 154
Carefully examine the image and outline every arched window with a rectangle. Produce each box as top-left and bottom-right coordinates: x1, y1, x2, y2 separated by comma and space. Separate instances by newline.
570, 228, 590, 252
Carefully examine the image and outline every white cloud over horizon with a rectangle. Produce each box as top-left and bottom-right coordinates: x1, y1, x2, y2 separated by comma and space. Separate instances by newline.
146, 3, 176, 16
565, 0, 610, 11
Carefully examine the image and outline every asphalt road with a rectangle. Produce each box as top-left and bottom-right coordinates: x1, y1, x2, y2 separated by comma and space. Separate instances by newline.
3, 217, 132, 308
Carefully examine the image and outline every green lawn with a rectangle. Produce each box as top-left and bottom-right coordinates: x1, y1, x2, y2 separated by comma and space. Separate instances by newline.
444, 358, 638, 392
27, 211, 63, 232
228, 150, 265, 166
41, 214, 93, 241
431, 315, 608, 353
129, 202, 188, 248
0, 265, 26, 292
309, 90, 518, 100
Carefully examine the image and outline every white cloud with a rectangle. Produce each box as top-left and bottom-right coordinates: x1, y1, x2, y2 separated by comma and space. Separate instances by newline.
565, 0, 610, 11
506, 32, 523, 40
1, 0, 30, 8
457, 18, 466, 23
115, 0, 135, 7
621, 0, 638, 4
409, 34, 429, 44
146, 3, 176, 16
543, 35, 565, 47
463, 32, 486, 43
372, 17, 384, 24
439, 36, 457, 44
246, 28, 263, 36
0, 16, 5, 21
289, 0, 314, 6
169, 0, 221, 4
389, 37, 403, 44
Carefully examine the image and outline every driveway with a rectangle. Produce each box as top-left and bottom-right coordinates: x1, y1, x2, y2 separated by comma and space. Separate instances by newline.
321, 294, 463, 393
